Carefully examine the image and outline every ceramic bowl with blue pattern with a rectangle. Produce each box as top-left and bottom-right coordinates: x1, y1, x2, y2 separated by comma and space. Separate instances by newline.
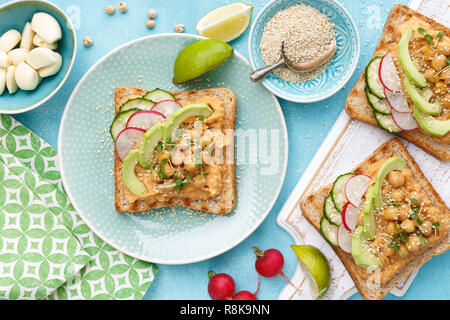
0, 0, 76, 114
248, 0, 360, 103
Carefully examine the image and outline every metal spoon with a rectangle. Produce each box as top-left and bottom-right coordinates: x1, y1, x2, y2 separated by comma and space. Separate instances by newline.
250, 39, 337, 82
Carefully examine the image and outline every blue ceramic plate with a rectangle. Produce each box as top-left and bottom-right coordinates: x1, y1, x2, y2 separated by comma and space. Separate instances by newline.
0, 0, 76, 114
59, 34, 288, 264
248, 0, 360, 103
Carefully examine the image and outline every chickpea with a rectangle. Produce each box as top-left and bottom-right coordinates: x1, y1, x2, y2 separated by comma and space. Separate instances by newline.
424, 207, 441, 222
386, 222, 400, 235
407, 234, 422, 253
118, 2, 128, 13
171, 149, 184, 166
174, 24, 185, 33
418, 220, 432, 237
439, 68, 450, 82
82, 36, 93, 47
408, 191, 422, 206
146, 20, 155, 29
387, 171, 405, 188
431, 54, 447, 71
383, 243, 396, 257
422, 46, 438, 60
442, 94, 450, 109
434, 81, 447, 95
436, 39, 450, 56
390, 189, 404, 203
163, 162, 175, 177
105, 5, 115, 15
425, 68, 439, 83
398, 204, 411, 221
398, 243, 409, 258
400, 219, 416, 233
201, 150, 213, 165
383, 206, 400, 221
157, 150, 171, 163
147, 8, 157, 19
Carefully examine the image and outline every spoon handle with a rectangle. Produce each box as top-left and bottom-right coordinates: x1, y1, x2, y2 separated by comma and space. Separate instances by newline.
250, 59, 285, 82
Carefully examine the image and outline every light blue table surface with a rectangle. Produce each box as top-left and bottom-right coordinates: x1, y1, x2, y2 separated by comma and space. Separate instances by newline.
6, 0, 449, 300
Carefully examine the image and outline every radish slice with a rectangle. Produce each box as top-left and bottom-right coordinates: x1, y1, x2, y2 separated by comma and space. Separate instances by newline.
342, 202, 361, 232
126, 110, 165, 130
151, 100, 182, 118
379, 52, 401, 93
384, 88, 409, 113
337, 224, 353, 253
115, 127, 146, 161
391, 109, 418, 131
345, 174, 371, 207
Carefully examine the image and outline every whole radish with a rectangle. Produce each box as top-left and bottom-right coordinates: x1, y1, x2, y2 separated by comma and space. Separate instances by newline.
232, 291, 257, 300
232, 275, 260, 300
207, 271, 235, 300
253, 247, 298, 289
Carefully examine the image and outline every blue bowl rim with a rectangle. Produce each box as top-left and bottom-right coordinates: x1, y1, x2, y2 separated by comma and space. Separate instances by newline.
247, 0, 361, 103
0, 0, 77, 114
57, 33, 289, 264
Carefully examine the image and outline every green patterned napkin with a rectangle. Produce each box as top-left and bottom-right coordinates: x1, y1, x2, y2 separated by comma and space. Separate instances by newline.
0, 115, 157, 300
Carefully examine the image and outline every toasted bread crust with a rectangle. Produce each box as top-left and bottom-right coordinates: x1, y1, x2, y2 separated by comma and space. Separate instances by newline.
300, 138, 450, 300
114, 87, 237, 215
345, 4, 450, 162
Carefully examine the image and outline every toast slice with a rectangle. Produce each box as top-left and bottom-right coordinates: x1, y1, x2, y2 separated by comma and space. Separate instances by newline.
114, 87, 237, 215
300, 138, 449, 300
345, 4, 450, 162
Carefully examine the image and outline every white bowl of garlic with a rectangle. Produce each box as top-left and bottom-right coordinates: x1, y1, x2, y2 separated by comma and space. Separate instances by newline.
0, 0, 76, 113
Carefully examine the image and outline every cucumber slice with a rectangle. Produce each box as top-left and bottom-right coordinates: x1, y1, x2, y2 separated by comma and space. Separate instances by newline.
373, 111, 403, 134
143, 89, 175, 102
331, 173, 356, 212
365, 87, 391, 115
320, 217, 338, 247
323, 194, 342, 226
110, 108, 139, 141
365, 57, 385, 99
119, 98, 155, 113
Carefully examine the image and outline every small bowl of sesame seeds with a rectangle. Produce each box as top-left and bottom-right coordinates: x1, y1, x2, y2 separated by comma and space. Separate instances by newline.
248, 0, 360, 103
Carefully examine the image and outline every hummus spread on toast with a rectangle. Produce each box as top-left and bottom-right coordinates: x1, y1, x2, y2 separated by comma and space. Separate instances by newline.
354, 158, 447, 284
123, 96, 230, 205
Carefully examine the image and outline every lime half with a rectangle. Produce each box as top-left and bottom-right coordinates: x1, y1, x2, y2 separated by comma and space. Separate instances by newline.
291, 245, 331, 299
172, 39, 233, 83
196, 2, 253, 42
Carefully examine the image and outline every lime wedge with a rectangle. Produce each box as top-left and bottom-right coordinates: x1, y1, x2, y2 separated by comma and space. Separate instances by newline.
291, 245, 331, 299
196, 2, 253, 42
172, 39, 233, 83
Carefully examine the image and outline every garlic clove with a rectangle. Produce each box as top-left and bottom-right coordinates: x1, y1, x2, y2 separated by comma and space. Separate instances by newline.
31, 12, 62, 44
26, 47, 56, 70
20, 22, 35, 51
39, 52, 62, 77
33, 34, 58, 50
8, 48, 29, 66
0, 68, 6, 95
0, 30, 22, 53
6, 65, 18, 94
0, 51, 9, 68
15, 62, 40, 90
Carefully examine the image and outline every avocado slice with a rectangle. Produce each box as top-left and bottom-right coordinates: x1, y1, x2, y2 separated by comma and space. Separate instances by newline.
351, 226, 382, 270
413, 103, 450, 137
398, 29, 427, 88
362, 185, 376, 240
138, 122, 164, 169
404, 77, 442, 115
122, 149, 146, 195
373, 156, 406, 210
163, 103, 213, 142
